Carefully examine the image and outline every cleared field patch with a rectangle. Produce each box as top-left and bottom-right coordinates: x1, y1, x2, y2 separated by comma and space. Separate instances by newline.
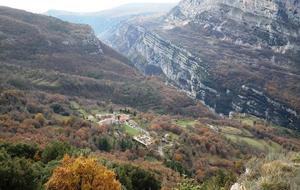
224, 134, 282, 152
173, 119, 197, 128
220, 126, 243, 135
232, 114, 265, 127
220, 126, 253, 137
123, 124, 140, 136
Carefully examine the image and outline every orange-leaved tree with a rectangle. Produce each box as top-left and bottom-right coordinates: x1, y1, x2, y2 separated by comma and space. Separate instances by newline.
46, 155, 121, 190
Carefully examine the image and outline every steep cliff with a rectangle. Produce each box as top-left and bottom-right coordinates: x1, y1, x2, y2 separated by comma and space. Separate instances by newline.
105, 0, 300, 130
165, 0, 300, 53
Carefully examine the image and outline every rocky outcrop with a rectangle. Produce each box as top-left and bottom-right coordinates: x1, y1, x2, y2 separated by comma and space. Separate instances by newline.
105, 0, 300, 130
230, 183, 246, 190
165, 0, 300, 54
167, 0, 300, 23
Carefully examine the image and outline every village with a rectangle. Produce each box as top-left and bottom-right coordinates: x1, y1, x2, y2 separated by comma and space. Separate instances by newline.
82, 107, 249, 160
84, 110, 262, 156
87, 112, 155, 147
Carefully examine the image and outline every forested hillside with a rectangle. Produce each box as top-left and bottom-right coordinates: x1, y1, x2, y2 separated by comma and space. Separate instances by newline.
0, 6, 300, 190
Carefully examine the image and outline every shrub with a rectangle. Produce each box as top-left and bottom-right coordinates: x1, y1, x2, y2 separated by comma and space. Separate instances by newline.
41, 141, 72, 163
242, 152, 300, 190
50, 103, 69, 116
164, 160, 191, 176
260, 178, 290, 190
0, 149, 38, 190
115, 164, 161, 190
34, 113, 46, 125
0, 142, 38, 159
96, 136, 112, 152
174, 177, 201, 190
200, 169, 236, 190
120, 138, 134, 151
27, 103, 43, 114
7, 77, 29, 90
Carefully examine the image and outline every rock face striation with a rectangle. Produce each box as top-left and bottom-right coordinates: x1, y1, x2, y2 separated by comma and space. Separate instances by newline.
105, 0, 300, 130
166, 0, 300, 52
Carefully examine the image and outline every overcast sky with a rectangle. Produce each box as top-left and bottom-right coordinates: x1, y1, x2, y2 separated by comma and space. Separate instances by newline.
0, 0, 180, 13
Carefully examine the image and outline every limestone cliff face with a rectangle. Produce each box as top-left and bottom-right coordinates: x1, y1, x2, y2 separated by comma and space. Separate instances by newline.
106, 24, 208, 96
165, 0, 300, 53
168, 0, 300, 23
105, 0, 300, 130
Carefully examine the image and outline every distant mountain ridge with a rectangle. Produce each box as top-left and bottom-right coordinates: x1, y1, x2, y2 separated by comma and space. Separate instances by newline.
46, 3, 176, 17
45, 3, 176, 38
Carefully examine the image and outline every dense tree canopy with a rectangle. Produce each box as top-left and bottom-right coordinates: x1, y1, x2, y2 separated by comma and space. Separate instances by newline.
0, 149, 36, 190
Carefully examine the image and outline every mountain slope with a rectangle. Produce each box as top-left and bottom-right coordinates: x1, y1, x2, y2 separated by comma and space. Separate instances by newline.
0, 6, 213, 117
104, 0, 300, 130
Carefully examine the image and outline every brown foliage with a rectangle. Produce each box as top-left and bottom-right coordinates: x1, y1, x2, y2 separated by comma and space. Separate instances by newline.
46, 155, 121, 190
34, 113, 46, 126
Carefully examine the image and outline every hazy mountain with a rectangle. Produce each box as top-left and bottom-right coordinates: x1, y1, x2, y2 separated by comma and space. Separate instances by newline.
104, 0, 300, 130
45, 3, 176, 38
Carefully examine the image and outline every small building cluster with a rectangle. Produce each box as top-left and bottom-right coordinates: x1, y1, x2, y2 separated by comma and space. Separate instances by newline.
88, 113, 155, 148
133, 134, 155, 147
94, 113, 130, 126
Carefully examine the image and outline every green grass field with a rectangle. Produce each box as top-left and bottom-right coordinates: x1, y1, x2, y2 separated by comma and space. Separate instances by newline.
123, 124, 140, 136
232, 114, 265, 127
224, 134, 282, 152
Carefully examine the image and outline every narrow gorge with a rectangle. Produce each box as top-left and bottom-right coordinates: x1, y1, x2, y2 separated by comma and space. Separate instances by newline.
104, 0, 300, 130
